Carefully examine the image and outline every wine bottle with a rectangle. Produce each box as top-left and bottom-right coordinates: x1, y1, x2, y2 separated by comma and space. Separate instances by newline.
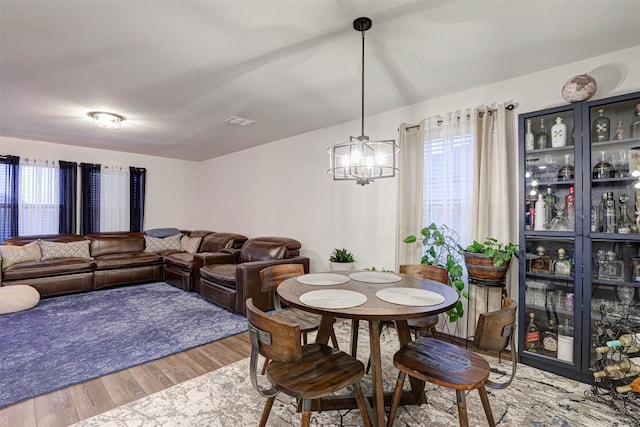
525, 119, 535, 151
606, 332, 640, 348
557, 318, 573, 363
593, 357, 640, 379
595, 344, 640, 354
616, 377, 640, 393
536, 118, 548, 149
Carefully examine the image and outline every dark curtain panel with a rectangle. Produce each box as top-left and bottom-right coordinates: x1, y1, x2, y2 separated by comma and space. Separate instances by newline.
58, 161, 77, 234
80, 162, 101, 235
129, 167, 146, 232
0, 155, 20, 242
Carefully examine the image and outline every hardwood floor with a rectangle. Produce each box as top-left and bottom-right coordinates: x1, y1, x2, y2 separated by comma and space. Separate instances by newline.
0, 332, 251, 427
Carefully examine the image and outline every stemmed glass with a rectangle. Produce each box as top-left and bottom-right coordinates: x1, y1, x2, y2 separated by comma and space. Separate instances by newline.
613, 150, 629, 177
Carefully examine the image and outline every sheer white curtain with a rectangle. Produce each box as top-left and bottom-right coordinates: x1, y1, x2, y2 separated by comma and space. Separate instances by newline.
395, 121, 425, 268
468, 103, 517, 333
423, 110, 475, 246
100, 165, 130, 232
18, 158, 59, 235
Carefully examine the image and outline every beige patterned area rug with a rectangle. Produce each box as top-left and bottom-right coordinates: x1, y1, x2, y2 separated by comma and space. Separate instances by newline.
73, 321, 633, 427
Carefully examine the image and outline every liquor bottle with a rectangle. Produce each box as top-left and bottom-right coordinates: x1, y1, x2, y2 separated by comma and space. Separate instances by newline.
551, 117, 567, 148
544, 187, 557, 228
590, 196, 600, 232
632, 103, 640, 138
552, 248, 571, 276
617, 377, 640, 393
598, 250, 625, 281
557, 318, 573, 362
598, 193, 608, 233
525, 312, 541, 352
565, 186, 575, 230
536, 118, 548, 149
543, 319, 558, 356
534, 194, 546, 231
525, 119, 535, 151
592, 108, 611, 142
557, 154, 575, 181
618, 194, 634, 234
605, 192, 617, 233
531, 246, 551, 273
616, 117, 625, 140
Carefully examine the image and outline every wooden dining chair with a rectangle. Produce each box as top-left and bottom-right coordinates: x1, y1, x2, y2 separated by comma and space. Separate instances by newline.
259, 264, 339, 374
399, 264, 448, 339
246, 298, 372, 427
386, 297, 517, 427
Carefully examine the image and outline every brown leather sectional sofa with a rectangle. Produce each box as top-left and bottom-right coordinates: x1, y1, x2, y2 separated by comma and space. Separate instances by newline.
0, 231, 310, 315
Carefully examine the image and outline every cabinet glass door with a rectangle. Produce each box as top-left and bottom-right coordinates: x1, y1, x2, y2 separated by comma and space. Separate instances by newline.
587, 94, 640, 374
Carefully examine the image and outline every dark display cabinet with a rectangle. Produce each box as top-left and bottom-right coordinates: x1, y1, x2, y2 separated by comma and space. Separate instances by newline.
518, 91, 640, 384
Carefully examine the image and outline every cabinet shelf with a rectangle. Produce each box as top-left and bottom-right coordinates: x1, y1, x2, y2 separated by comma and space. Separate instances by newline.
526, 271, 574, 282
590, 233, 640, 241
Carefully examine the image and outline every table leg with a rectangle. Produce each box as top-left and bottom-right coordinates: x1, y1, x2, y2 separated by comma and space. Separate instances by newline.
368, 319, 385, 426
395, 319, 426, 404
350, 319, 360, 357
315, 315, 335, 345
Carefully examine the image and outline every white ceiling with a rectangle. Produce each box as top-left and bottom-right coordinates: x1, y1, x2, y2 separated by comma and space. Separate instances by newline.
1, 0, 639, 161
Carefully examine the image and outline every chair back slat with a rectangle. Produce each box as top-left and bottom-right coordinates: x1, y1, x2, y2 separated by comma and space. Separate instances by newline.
399, 264, 448, 284
260, 264, 305, 293
474, 297, 517, 352
246, 298, 302, 362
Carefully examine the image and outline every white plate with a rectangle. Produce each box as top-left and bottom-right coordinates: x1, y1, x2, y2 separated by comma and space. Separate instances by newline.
376, 287, 446, 306
296, 273, 350, 286
349, 271, 402, 284
299, 290, 367, 309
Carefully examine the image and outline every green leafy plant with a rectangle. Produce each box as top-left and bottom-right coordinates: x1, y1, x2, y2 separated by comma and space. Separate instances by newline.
464, 237, 519, 267
403, 223, 467, 323
365, 266, 393, 272
329, 248, 355, 263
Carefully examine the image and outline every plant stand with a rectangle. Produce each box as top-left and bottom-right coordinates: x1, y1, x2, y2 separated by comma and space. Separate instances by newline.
466, 277, 507, 338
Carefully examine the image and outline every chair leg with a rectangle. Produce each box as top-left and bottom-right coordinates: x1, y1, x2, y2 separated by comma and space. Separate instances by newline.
386, 372, 406, 427
455, 389, 469, 427
353, 381, 372, 427
302, 331, 308, 345
478, 386, 496, 427
260, 357, 270, 375
301, 399, 312, 427
430, 326, 438, 339
330, 328, 339, 350
259, 396, 275, 427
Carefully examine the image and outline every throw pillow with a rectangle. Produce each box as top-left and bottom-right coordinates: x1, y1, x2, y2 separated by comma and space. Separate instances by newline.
180, 235, 202, 254
39, 240, 92, 260
0, 242, 42, 269
144, 234, 182, 253
144, 228, 182, 238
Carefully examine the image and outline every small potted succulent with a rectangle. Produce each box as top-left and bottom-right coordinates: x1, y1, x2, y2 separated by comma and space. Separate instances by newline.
329, 248, 356, 271
463, 237, 519, 283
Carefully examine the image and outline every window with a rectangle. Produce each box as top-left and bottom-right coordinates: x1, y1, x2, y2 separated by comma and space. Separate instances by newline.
18, 159, 60, 236
423, 114, 475, 246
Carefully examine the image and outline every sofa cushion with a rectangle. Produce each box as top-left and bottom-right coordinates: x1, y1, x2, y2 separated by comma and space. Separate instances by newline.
200, 264, 237, 288
2, 258, 94, 281
0, 242, 42, 269
164, 252, 195, 269
181, 235, 202, 254
93, 252, 162, 270
39, 240, 91, 261
239, 240, 286, 263
144, 234, 182, 253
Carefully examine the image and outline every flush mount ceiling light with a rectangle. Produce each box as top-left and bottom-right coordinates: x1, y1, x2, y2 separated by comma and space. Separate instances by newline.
87, 111, 125, 129
327, 17, 399, 186
225, 116, 256, 126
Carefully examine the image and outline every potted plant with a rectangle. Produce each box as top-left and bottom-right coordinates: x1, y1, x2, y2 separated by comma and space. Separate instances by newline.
403, 223, 467, 322
329, 248, 356, 271
463, 237, 519, 283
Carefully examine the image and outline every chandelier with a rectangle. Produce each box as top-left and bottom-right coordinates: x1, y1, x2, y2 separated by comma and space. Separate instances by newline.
327, 17, 399, 186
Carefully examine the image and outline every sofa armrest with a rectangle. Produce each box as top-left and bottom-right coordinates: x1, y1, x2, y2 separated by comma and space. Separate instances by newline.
235, 257, 310, 314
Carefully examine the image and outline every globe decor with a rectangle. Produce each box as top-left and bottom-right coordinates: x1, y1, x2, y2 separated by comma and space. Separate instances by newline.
562, 74, 597, 103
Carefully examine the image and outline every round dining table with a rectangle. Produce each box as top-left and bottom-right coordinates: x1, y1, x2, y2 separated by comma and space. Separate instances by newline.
277, 270, 459, 427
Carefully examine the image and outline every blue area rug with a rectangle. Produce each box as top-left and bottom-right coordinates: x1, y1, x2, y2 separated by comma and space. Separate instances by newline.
0, 282, 248, 408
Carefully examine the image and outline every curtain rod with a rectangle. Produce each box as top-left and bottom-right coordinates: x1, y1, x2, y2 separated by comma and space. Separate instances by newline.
404, 103, 516, 131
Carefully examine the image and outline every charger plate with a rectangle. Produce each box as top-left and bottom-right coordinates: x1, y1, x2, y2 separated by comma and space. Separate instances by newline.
299, 289, 367, 309
349, 271, 402, 283
296, 273, 350, 286
376, 287, 445, 306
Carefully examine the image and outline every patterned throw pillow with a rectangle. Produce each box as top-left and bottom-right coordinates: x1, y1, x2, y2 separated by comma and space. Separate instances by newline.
39, 240, 92, 260
144, 234, 182, 253
180, 235, 202, 254
0, 242, 42, 269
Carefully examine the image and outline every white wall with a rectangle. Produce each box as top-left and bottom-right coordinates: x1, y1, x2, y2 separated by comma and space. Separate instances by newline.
0, 136, 200, 230
198, 45, 640, 272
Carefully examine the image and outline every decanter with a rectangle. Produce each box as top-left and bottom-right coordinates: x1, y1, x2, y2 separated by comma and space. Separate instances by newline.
617, 194, 635, 234
616, 117, 625, 140
592, 151, 614, 179
557, 154, 574, 181
592, 108, 610, 142
632, 103, 640, 138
